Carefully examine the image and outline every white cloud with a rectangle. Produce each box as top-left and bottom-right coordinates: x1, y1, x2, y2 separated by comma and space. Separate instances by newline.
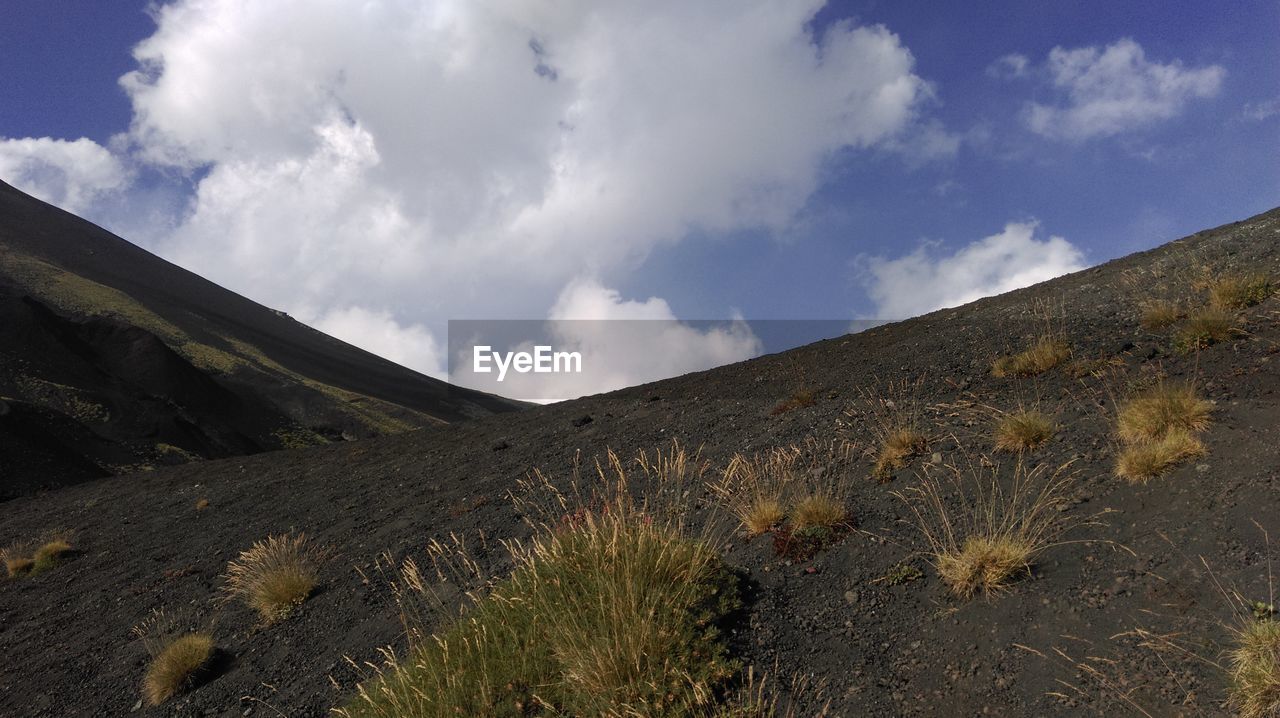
103, 0, 933, 329
0, 137, 131, 215
987, 53, 1029, 79
0, 1, 945, 394
1020, 38, 1224, 141
1241, 97, 1280, 123
863, 221, 1088, 318
307, 306, 445, 379
455, 277, 762, 401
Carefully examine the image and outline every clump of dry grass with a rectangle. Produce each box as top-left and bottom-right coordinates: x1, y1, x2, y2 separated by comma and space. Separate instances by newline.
1228, 618, 1280, 717
847, 377, 928, 480
994, 410, 1055, 452
341, 446, 742, 716
1116, 381, 1213, 443
1139, 299, 1184, 330
195, 498, 210, 511
712, 448, 799, 536
1115, 429, 1207, 482
770, 388, 816, 415
1173, 307, 1240, 352
1, 542, 35, 578
221, 532, 320, 623
134, 610, 214, 705
894, 459, 1090, 598
791, 493, 846, 531
3, 531, 74, 577
1113, 381, 1212, 482
1208, 273, 1274, 310
992, 336, 1071, 378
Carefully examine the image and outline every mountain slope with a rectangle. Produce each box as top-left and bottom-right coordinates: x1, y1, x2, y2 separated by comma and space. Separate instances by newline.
0, 205, 1277, 716
0, 180, 522, 497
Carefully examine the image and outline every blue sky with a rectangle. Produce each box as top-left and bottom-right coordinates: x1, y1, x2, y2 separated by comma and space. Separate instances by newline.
1, 1, 1277, 393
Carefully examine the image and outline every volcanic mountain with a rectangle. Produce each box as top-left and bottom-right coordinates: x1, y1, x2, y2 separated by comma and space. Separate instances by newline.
0, 202, 1277, 716
0, 180, 521, 498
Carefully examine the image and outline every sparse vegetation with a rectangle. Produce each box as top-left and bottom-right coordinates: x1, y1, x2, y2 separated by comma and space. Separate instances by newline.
1115, 429, 1207, 482
134, 610, 214, 705
992, 336, 1071, 378
1116, 381, 1213, 444
3, 532, 74, 576
1140, 299, 1184, 330
341, 448, 741, 717
790, 493, 847, 531
873, 562, 924, 586
32, 537, 73, 572
1174, 307, 1240, 352
1208, 273, 1273, 310
874, 427, 928, 479
1228, 617, 1280, 717
2, 542, 35, 578
895, 460, 1088, 598
195, 498, 210, 511
771, 388, 816, 415
221, 532, 320, 623
994, 409, 1055, 452
848, 378, 928, 480
712, 448, 799, 536
1113, 381, 1212, 482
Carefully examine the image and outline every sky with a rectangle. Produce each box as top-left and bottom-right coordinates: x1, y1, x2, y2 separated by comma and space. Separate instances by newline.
1, 0, 1277, 397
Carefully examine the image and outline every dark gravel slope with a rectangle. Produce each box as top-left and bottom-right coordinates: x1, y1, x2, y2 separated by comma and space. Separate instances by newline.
1, 206, 1278, 716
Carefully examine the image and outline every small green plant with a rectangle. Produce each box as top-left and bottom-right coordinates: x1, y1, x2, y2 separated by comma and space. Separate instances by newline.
873, 562, 924, 586
221, 532, 320, 623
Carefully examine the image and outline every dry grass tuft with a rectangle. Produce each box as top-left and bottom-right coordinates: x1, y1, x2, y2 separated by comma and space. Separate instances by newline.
32, 539, 73, 573
195, 498, 210, 511
1228, 618, 1280, 718
1174, 307, 1240, 352
712, 448, 799, 536
848, 377, 928, 480
874, 428, 928, 479
994, 410, 1055, 452
341, 446, 742, 716
770, 388, 816, 415
1208, 273, 1274, 310
2, 542, 35, 578
1116, 382, 1213, 444
1139, 299, 1184, 330
135, 610, 214, 705
791, 493, 847, 531
894, 459, 1091, 598
222, 532, 320, 623
992, 336, 1071, 378
1115, 429, 1206, 483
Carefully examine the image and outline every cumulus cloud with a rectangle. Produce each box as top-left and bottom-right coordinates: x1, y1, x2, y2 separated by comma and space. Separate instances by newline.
1019, 38, 1224, 140
107, 0, 934, 322
455, 278, 762, 401
307, 306, 445, 379
0, 137, 131, 215
987, 53, 1029, 79
1, 1, 941, 390
863, 221, 1087, 318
